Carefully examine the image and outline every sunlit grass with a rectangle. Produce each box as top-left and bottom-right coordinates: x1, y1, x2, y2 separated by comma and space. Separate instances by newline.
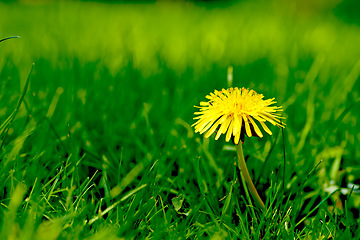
0, 0, 360, 239
1, 1, 360, 75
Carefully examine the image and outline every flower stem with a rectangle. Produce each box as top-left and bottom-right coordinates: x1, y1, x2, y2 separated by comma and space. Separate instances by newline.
236, 142, 265, 211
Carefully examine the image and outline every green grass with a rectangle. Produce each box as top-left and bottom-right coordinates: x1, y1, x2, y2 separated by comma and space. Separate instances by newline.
1, 1, 360, 239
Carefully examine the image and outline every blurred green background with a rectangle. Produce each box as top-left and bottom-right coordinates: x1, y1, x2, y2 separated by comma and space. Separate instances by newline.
2, 0, 359, 162
2, 0, 360, 75
1, 0, 360, 238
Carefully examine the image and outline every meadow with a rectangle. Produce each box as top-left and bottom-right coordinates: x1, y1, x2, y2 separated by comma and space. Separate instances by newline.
0, 0, 360, 239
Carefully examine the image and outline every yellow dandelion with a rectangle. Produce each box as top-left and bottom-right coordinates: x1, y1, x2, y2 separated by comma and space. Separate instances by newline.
192, 87, 285, 145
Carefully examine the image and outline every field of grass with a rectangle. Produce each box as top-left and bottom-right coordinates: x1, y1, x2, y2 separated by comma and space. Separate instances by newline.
1, 0, 360, 239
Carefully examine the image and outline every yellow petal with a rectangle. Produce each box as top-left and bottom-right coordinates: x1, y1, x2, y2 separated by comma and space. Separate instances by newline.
199, 118, 218, 134
232, 115, 239, 136
243, 114, 252, 137
252, 115, 266, 122
248, 117, 263, 138
234, 126, 241, 145
258, 113, 277, 125
215, 116, 231, 140
204, 116, 226, 138
259, 121, 272, 135
225, 118, 234, 142
200, 102, 210, 106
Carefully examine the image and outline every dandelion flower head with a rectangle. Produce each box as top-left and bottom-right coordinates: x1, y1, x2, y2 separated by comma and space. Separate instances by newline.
192, 87, 285, 145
